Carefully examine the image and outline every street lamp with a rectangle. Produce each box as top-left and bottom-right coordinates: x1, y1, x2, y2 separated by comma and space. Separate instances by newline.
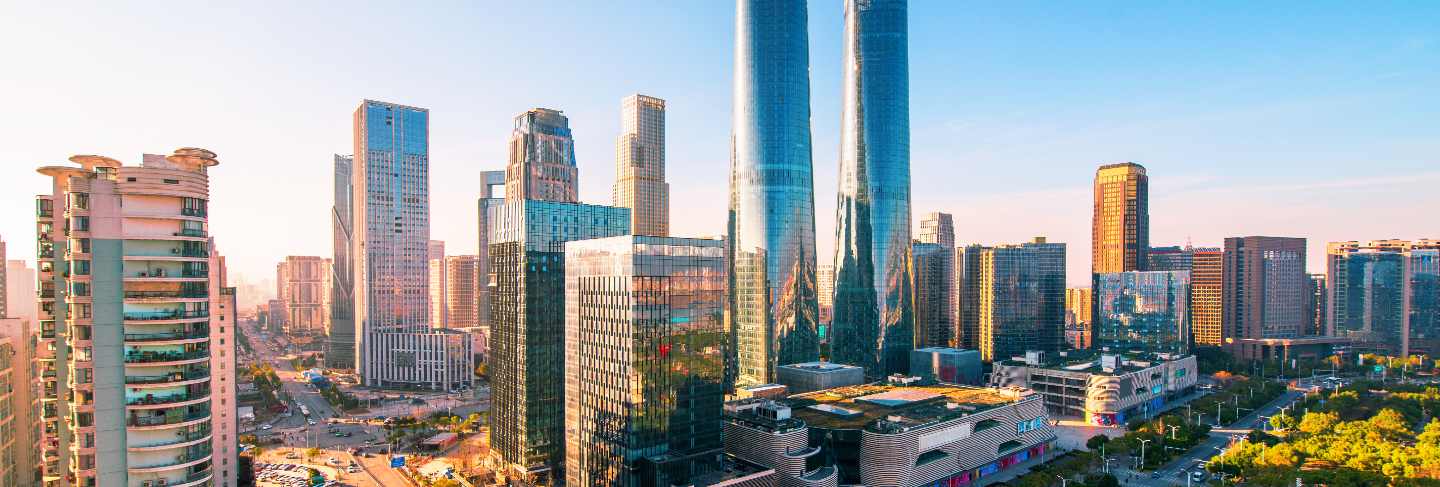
1138, 439, 1153, 470
1168, 425, 1180, 440
1055, 475, 1068, 487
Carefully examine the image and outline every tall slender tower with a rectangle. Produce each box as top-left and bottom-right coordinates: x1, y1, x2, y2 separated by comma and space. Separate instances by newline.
1092, 162, 1149, 274
36, 149, 222, 486
831, 0, 912, 379
614, 94, 669, 236
506, 108, 579, 203
328, 154, 356, 370
728, 0, 821, 387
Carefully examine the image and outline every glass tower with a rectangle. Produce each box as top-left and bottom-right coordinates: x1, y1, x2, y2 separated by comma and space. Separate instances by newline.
564, 236, 726, 487
328, 154, 356, 370
507, 108, 579, 203
832, 0, 912, 379
727, 0, 820, 387
1094, 271, 1191, 355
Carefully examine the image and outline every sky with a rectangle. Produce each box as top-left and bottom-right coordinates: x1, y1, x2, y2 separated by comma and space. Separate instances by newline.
2, 2, 1437, 302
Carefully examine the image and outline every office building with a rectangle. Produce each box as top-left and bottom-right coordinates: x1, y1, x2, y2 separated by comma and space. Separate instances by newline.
1093, 271, 1191, 355
959, 238, 1066, 362
992, 352, 1197, 425
476, 170, 505, 328
1190, 248, 1224, 347
6, 260, 36, 325
913, 242, 954, 349
488, 200, 630, 482
1146, 245, 1193, 272
353, 100, 475, 389
917, 213, 955, 348
1064, 288, 1092, 350
1223, 236, 1307, 360
428, 240, 447, 328
507, 108, 578, 203
564, 236, 725, 487
725, 380, 1055, 487
442, 256, 481, 329
817, 263, 834, 333
728, 0, 821, 387
909, 347, 983, 385
774, 362, 865, 394
1307, 274, 1327, 338
36, 149, 222, 486
1327, 240, 1440, 356
917, 212, 955, 249
954, 245, 984, 350
831, 0, 913, 380
209, 243, 238, 486
613, 94, 669, 237
328, 154, 357, 370
1092, 162, 1149, 274
275, 256, 330, 335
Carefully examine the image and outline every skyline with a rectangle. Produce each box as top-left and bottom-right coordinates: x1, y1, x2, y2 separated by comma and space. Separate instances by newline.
3, 2, 1438, 291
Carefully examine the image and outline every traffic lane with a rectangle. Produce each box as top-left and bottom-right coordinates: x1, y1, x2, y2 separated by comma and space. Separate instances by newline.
1150, 389, 1304, 484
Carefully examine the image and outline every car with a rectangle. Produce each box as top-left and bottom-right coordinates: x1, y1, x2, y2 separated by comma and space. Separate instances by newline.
1150, 471, 1162, 479
261, 424, 273, 430
327, 457, 341, 466
347, 466, 361, 473
286, 452, 300, 459
308, 420, 317, 425
1191, 471, 1208, 482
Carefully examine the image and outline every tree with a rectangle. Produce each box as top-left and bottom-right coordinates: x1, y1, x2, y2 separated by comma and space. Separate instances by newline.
1269, 413, 1298, 431
1086, 434, 1111, 450
1083, 473, 1120, 487
305, 447, 321, 463
1298, 411, 1339, 435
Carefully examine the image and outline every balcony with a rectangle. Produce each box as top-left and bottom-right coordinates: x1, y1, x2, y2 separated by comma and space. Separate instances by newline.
169, 469, 215, 487
128, 269, 206, 280
128, 409, 210, 429
124, 290, 210, 300
126, 388, 211, 407
180, 208, 207, 218
124, 350, 210, 365
123, 310, 209, 322
124, 328, 209, 343
128, 427, 212, 451
126, 369, 210, 386
127, 444, 213, 473
172, 229, 206, 238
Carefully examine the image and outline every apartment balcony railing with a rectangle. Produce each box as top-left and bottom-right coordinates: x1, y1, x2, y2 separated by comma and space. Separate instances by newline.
131, 427, 212, 450
128, 409, 210, 428
126, 369, 210, 385
37, 208, 53, 218
126, 388, 211, 407
123, 310, 209, 321
172, 229, 206, 238
124, 290, 209, 300
180, 208, 207, 217
124, 350, 210, 364
132, 269, 206, 279
124, 328, 209, 342
130, 444, 213, 471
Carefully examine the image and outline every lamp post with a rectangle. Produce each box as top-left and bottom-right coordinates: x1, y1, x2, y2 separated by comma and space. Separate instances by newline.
1055, 475, 1068, 487
1138, 438, 1153, 470
1168, 425, 1180, 440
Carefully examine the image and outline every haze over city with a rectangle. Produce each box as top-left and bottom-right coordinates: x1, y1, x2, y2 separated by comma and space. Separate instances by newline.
3, 2, 1436, 295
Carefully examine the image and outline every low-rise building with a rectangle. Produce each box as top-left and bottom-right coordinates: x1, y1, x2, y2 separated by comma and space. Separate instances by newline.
910, 348, 983, 385
776, 362, 866, 394
724, 380, 1055, 487
991, 352, 1197, 426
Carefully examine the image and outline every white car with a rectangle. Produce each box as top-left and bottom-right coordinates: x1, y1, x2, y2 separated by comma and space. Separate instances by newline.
260, 424, 273, 430
307, 419, 317, 425
347, 466, 360, 473
327, 457, 341, 466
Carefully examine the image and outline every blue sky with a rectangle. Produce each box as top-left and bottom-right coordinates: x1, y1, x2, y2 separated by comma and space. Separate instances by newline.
2, 2, 1437, 299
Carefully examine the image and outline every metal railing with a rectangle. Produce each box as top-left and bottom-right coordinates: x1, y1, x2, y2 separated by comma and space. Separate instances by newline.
126, 389, 211, 406
124, 290, 209, 299
126, 369, 210, 385
124, 329, 209, 342
123, 311, 209, 321
128, 410, 210, 428
124, 350, 210, 364
172, 230, 206, 238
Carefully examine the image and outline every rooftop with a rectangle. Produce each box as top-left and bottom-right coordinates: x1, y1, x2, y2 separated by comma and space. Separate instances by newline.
781, 383, 1025, 433
778, 361, 863, 373
995, 350, 1190, 374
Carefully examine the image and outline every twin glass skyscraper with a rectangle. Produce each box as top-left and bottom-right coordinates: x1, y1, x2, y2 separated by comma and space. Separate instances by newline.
831, 0, 913, 379
727, 0, 822, 387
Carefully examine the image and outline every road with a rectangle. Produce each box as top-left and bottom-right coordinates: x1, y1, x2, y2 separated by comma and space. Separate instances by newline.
1134, 389, 1306, 486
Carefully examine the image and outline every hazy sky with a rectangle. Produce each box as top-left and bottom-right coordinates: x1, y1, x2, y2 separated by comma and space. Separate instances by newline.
2, 2, 1437, 296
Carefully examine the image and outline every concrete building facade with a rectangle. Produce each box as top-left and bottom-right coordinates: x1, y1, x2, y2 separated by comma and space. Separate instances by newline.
613, 94, 669, 237
1223, 236, 1308, 360
1092, 163, 1149, 274
992, 353, 1197, 426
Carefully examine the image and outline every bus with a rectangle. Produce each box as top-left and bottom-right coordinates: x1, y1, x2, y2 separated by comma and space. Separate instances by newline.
299, 405, 311, 417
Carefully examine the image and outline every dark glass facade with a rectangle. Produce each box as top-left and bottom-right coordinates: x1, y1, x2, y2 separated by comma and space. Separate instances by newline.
728, 0, 820, 387
1094, 271, 1191, 355
564, 236, 726, 487
831, 0, 912, 380
969, 239, 1066, 362
328, 154, 355, 369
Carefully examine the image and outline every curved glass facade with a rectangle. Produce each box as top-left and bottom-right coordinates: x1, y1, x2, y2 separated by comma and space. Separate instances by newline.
831, 0, 912, 379
728, 0, 820, 387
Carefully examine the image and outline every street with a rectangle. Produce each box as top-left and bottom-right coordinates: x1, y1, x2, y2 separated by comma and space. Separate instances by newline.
1122, 389, 1305, 486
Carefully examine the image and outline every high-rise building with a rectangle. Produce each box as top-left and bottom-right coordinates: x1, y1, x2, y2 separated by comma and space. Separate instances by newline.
1064, 287, 1093, 349
0, 238, 6, 319
1223, 236, 1307, 360
444, 255, 480, 328
728, 0, 821, 387
917, 213, 956, 349
6, 260, 37, 325
1093, 271, 1191, 355
816, 263, 835, 333
476, 170, 505, 329
0, 316, 41, 487
954, 244, 985, 350
507, 108, 578, 203
328, 154, 357, 370
613, 94, 669, 237
1327, 240, 1440, 356
1306, 274, 1327, 338
1147, 245, 1194, 272
832, 0, 912, 380
275, 256, 330, 335
1092, 162, 1149, 274
487, 201, 630, 482
35, 149, 222, 486
913, 242, 954, 349
209, 242, 239, 487
969, 238, 1066, 362
564, 236, 725, 487
428, 240, 447, 328
1190, 248, 1224, 347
